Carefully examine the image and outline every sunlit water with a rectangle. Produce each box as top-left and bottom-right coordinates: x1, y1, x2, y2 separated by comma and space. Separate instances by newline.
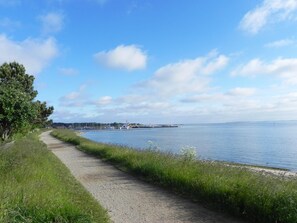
83, 122, 297, 171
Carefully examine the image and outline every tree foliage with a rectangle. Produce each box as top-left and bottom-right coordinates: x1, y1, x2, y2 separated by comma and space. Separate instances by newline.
0, 62, 54, 140
0, 62, 37, 99
33, 100, 54, 128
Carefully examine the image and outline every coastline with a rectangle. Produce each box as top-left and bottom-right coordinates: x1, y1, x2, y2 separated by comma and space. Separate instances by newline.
248, 166, 297, 177
62, 130, 297, 176
80, 124, 297, 172
75, 131, 84, 136
224, 163, 297, 177
62, 128, 297, 176
51, 129, 297, 223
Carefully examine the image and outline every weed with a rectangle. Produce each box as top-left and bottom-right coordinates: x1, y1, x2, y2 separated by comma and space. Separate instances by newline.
179, 145, 197, 162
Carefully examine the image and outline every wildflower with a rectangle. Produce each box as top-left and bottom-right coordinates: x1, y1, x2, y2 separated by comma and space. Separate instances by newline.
179, 145, 197, 162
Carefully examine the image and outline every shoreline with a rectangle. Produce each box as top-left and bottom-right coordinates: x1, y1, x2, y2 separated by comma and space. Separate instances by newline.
68, 134, 297, 177
248, 166, 297, 177
70, 132, 297, 175
224, 162, 297, 177
65, 130, 297, 175
51, 129, 297, 223
79, 130, 297, 173
74, 131, 84, 136
80, 131, 297, 176
79, 125, 297, 172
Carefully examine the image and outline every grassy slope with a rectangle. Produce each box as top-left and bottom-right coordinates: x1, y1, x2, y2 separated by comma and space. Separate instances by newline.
51, 129, 297, 223
0, 132, 109, 223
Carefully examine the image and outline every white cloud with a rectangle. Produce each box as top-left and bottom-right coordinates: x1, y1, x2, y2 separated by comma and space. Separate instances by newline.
176, 89, 297, 122
180, 87, 256, 104
118, 95, 171, 111
277, 92, 297, 103
62, 84, 86, 100
232, 57, 297, 85
53, 51, 297, 123
55, 87, 297, 123
265, 38, 296, 48
231, 59, 264, 76
240, 0, 297, 34
0, 34, 58, 74
180, 94, 226, 103
64, 91, 81, 100
64, 52, 228, 121
137, 51, 229, 97
95, 97, 173, 118
51, 110, 87, 122
40, 12, 64, 34
89, 51, 229, 120
96, 96, 113, 105
59, 67, 79, 76
94, 45, 147, 71
59, 84, 89, 108
227, 87, 256, 96
201, 54, 230, 75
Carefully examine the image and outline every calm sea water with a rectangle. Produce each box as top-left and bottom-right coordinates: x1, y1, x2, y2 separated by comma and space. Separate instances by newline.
83, 122, 297, 171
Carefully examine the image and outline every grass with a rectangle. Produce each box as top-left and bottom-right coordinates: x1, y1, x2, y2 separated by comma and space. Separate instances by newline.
0, 131, 109, 223
51, 129, 297, 223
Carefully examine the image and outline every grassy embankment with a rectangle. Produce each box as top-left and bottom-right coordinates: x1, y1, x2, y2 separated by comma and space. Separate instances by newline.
0, 132, 109, 223
51, 129, 297, 223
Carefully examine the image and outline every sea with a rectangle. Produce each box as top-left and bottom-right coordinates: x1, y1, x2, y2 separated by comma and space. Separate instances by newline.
82, 121, 297, 171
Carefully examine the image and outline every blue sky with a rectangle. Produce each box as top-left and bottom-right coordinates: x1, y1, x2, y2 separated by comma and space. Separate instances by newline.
1, 0, 297, 123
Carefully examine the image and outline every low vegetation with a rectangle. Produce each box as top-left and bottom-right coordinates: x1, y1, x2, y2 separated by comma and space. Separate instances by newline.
0, 132, 109, 223
52, 129, 297, 223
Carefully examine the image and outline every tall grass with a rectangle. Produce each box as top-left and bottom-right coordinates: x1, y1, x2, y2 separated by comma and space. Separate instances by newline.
51, 129, 297, 223
0, 132, 109, 223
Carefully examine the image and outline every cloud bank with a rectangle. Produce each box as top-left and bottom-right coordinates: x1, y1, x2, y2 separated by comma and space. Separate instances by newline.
137, 51, 229, 97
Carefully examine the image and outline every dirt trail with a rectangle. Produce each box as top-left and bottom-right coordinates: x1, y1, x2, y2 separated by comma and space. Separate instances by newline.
40, 131, 244, 223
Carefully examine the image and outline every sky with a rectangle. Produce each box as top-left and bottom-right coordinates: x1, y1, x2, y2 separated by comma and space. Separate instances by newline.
1, 0, 297, 124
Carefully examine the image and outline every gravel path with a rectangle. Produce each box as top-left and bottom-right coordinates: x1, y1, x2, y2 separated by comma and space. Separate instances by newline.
40, 131, 244, 223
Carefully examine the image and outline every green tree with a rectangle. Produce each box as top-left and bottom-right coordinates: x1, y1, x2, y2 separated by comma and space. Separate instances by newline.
0, 62, 54, 140
33, 100, 54, 128
0, 86, 36, 140
0, 62, 37, 99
